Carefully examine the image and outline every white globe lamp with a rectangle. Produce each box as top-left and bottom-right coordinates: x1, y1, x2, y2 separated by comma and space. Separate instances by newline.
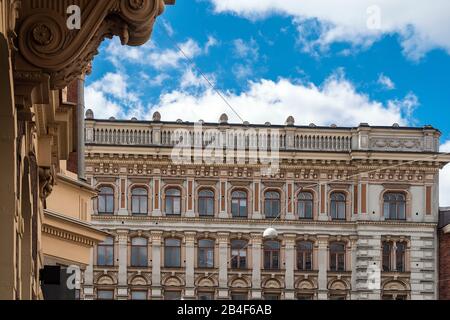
263, 227, 278, 240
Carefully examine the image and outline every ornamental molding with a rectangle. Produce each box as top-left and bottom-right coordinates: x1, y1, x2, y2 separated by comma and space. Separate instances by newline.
42, 224, 96, 246
370, 137, 423, 151
13, 0, 167, 89
90, 215, 437, 230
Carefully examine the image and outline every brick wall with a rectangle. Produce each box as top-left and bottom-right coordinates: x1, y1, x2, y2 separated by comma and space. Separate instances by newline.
439, 230, 450, 299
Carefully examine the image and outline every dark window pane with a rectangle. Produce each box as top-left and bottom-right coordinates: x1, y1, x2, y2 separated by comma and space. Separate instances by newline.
164, 291, 181, 300
97, 290, 114, 300
198, 292, 214, 300
131, 291, 147, 300
231, 293, 248, 300
165, 239, 181, 267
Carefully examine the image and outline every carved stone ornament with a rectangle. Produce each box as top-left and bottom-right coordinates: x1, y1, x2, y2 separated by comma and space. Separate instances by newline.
14, 0, 168, 89
38, 167, 55, 200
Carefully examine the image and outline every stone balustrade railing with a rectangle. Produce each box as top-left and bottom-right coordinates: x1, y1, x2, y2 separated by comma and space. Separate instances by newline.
84, 112, 440, 153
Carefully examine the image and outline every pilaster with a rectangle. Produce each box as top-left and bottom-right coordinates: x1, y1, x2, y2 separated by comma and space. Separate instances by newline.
151, 231, 163, 299
218, 232, 230, 299
251, 233, 262, 299
284, 234, 296, 299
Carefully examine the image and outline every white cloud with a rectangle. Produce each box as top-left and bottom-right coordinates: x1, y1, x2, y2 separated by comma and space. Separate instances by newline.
85, 72, 144, 119
105, 37, 202, 70
149, 73, 412, 126
232, 64, 253, 80
150, 39, 202, 69
180, 67, 212, 89
209, 0, 450, 60
440, 141, 450, 206
205, 35, 220, 53
233, 38, 259, 60
378, 73, 396, 90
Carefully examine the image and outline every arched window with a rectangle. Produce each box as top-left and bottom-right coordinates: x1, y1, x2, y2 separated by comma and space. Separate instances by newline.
198, 239, 215, 268
382, 241, 393, 272
165, 188, 181, 215
396, 242, 406, 272
97, 237, 114, 266
198, 189, 215, 217
164, 238, 181, 268
297, 192, 313, 219
329, 242, 346, 271
98, 186, 114, 214
264, 241, 280, 270
231, 240, 247, 269
384, 193, 406, 220
297, 241, 313, 271
131, 237, 148, 267
264, 191, 280, 219
330, 192, 346, 220
231, 191, 248, 218
131, 187, 148, 215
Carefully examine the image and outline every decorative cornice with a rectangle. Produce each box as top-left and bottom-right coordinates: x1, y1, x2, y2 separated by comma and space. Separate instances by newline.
14, 0, 169, 89
42, 224, 96, 247
91, 215, 438, 229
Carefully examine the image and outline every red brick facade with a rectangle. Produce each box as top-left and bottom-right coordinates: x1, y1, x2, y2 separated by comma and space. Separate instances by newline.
439, 230, 450, 299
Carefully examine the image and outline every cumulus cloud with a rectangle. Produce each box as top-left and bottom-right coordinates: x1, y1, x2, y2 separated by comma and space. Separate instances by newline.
233, 38, 259, 60
209, 0, 450, 60
105, 37, 206, 70
149, 73, 413, 126
85, 72, 145, 119
440, 141, 450, 206
205, 35, 220, 53
378, 73, 396, 90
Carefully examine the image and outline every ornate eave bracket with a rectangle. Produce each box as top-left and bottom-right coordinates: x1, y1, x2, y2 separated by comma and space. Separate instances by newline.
13, 0, 169, 90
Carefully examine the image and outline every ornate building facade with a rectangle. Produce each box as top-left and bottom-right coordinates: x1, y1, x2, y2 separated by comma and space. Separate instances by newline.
0, 0, 172, 300
83, 112, 449, 300
439, 207, 450, 299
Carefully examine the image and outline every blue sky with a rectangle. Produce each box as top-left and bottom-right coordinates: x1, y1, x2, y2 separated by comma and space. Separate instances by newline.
85, 0, 450, 204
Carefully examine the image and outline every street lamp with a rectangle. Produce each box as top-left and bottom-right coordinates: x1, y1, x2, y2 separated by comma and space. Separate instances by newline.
263, 227, 278, 240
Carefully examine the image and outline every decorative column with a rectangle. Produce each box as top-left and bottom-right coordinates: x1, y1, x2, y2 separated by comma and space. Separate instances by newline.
117, 231, 129, 300
218, 233, 230, 299
251, 233, 262, 299
317, 235, 329, 300
318, 177, 329, 221
151, 231, 163, 299
77, 75, 86, 180
83, 248, 95, 300
349, 236, 358, 300
252, 179, 262, 219
219, 179, 228, 218
184, 232, 196, 299
285, 179, 295, 220
118, 176, 128, 215
284, 234, 296, 299
152, 174, 162, 217
185, 178, 195, 218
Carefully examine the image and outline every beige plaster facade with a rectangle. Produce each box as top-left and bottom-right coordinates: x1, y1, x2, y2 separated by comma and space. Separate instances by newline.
83, 113, 450, 300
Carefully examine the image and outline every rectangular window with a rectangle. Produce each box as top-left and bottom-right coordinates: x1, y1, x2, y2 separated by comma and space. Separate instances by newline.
263, 293, 280, 300
231, 293, 248, 300
97, 290, 114, 300
198, 248, 214, 268
198, 292, 214, 300
131, 246, 148, 267
97, 239, 114, 266
131, 290, 148, 300
164, 291, 181, 300
165, 240, 181, 268
329, 294, 346, 300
